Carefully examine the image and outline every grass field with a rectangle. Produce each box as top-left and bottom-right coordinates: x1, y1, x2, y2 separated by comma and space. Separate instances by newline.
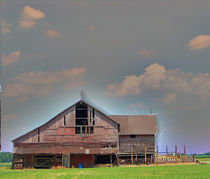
0, 163, 210, 179
195, 156, 210, 163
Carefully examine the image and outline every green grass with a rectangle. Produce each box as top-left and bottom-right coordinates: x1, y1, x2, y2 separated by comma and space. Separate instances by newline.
0, 163, 210, 179
195, 157, 210, 163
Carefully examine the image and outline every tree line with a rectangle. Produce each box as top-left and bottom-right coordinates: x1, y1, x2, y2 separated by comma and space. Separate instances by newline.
0, 152, 12, 163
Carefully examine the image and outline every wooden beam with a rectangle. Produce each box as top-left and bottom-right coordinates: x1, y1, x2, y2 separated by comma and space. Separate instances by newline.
145, 145, 147, 165
131, 145, 134, 165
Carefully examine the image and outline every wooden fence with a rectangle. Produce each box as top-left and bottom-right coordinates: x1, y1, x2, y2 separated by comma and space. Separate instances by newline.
118, 145, 194, 165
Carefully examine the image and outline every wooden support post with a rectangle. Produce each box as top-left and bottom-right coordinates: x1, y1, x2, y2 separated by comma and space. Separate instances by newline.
155, 145, 158, 164
175, 145, 178, 163
32, 155, 34, 168
166, 145, 168, 163
184, 145, 186, 162
110, 154, 112, 165
117, 155, 119, 166
151, 155, 153, 164
131, 145, 134, 165
145, 146, 147, 165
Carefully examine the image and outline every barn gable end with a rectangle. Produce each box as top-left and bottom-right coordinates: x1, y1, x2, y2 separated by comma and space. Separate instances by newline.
13, 100, 119, 155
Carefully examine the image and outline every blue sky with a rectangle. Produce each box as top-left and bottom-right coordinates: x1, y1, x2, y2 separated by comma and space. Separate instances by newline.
1, 0, 210, 153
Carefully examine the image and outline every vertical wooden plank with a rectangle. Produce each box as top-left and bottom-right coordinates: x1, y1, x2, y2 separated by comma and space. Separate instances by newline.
131, 145, 134, 165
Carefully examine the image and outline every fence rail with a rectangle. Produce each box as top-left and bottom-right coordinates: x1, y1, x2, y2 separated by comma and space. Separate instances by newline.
118, 145, 194, 165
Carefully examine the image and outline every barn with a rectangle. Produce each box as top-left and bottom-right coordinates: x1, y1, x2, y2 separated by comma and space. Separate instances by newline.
12, 100, 156, 169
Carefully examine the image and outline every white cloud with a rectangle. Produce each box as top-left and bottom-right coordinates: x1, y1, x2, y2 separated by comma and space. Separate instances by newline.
19, 6, 45, 29
106, 63, 210, 100
187, 35, 210, 50
2, 51, 21, 66
4, 68, 87, 100
46, 29, 60, 37
139, 48, 156, 58
1, 20, 10, 34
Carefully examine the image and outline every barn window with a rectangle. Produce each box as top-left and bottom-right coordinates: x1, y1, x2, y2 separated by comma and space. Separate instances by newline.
130, 135, 136, 138
76, 127, 81, 134
64, 115, 66, 126
82, 126, 86, 134
75, 102, 95, 135
92, 109, 95, 118
55, 155, 62, 162
38, 128, 40, 142
75, 102, 88, 125
90, 127, 94, 134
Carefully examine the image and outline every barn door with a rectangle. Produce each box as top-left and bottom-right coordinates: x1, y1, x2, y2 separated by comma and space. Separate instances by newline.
62, 154, 70, 168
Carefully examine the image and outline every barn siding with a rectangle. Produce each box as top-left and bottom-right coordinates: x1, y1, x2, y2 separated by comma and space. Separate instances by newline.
119, 135, 155, 155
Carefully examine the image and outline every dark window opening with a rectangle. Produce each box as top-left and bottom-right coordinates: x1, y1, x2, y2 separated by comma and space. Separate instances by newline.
130, 135, 136, 138
64, 115, 66, 126
38, 128, 40, 142
55, 156, 62, 162
90, 127, 94, 134
90, 111, 92, 124
76, 127, 81, 134
75, 102, 95, 135
76, 110, 88, 118
76, 119, 88, 125
75, 102, 88, 126
82, 126, 86, 134
92, 109, 95, 118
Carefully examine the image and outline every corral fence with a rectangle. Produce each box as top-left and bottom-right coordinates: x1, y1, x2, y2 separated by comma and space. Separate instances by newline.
118, 145, 194, 165
155, 145, 194, 164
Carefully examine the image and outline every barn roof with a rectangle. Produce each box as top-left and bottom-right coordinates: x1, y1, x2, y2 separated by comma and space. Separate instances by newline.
109, 115, 156, 135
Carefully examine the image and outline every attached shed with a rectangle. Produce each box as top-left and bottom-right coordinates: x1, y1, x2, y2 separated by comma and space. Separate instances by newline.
109, 115, 156, 162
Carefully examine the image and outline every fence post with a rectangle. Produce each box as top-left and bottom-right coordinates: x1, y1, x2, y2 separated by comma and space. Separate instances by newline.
145, 146, 147, 165
155, 145, 158, 164
166, 145, 168, 163
184, 145, 186, 163
175, 145, 178, 163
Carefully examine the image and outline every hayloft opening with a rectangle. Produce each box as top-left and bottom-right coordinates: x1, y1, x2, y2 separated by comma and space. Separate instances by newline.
76, 102, 88, 125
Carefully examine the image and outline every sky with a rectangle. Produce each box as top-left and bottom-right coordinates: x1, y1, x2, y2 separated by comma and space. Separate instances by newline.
1, 0, 210, 154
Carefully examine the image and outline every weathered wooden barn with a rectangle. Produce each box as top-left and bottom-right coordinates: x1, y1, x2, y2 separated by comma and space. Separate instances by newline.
12, 100, 156, 169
